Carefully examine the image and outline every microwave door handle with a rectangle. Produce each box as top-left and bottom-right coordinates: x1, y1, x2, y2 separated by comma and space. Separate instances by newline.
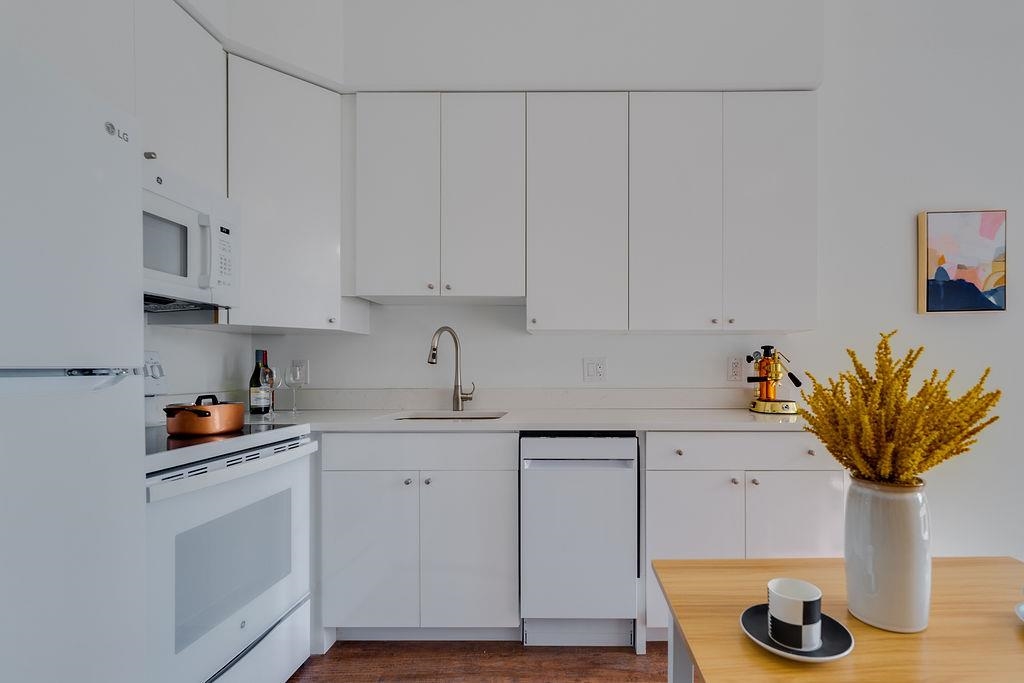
197, 212, 212, 289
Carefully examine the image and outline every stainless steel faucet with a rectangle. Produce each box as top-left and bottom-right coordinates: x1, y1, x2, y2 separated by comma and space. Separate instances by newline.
427, 325, 475, 411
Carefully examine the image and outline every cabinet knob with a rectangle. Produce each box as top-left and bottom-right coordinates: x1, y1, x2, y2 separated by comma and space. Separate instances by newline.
751, 478, 760, 486
427, 283, 435, 290
143, 151, 158, 160
728, 318, 736, 324
675, 449, 684, 456
531, 318, 537, 324
445, 284, 452, 290
424, 477, 432, 485
711, 318, 719, 324
403, 478, 413, 486
807, 449, 816, 456
328, 317, 337, 324
731, 477, 740, 485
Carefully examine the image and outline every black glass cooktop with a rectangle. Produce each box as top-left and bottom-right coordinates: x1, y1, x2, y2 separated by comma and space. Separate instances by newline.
145, 423, 295, 456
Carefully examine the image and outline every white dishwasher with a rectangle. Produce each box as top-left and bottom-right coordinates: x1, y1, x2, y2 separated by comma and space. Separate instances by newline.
520, 434, 638, 646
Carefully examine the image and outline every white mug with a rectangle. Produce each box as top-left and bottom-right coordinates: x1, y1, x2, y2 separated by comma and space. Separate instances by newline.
767, 577, 823, 651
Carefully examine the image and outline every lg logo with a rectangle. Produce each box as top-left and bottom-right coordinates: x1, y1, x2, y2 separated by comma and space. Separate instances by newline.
105, 121, 129, 143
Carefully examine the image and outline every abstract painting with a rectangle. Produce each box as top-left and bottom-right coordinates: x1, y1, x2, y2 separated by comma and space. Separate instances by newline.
918, 210, 1006, 313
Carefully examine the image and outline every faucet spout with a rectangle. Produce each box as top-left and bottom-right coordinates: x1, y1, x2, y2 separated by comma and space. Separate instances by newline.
426, 326, 474, 411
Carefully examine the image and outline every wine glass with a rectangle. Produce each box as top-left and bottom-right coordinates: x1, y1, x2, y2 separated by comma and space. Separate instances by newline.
259, 366, 283, 418
285, 361, 309, 414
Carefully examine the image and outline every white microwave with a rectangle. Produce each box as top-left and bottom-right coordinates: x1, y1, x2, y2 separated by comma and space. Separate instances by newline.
143, 165, 239, 312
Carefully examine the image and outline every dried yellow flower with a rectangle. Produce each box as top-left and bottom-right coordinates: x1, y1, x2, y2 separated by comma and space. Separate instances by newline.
798, 331, 1001, 485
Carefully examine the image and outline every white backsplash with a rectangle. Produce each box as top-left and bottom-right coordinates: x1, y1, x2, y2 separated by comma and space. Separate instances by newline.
143, 325, 252, 424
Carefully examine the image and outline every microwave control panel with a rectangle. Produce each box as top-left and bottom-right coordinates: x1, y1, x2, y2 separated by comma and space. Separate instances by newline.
214, 225, 233, 289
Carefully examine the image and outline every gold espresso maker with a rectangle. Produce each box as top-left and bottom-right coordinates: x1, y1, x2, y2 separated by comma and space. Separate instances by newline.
746, 345, 803, 414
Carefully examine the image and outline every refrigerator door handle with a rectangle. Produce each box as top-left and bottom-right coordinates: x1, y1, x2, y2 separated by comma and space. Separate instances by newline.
0, 371, 136, 396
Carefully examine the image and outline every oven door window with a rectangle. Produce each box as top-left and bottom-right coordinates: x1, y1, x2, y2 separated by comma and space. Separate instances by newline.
143, 211, 189, 277
174, 489, 291, 653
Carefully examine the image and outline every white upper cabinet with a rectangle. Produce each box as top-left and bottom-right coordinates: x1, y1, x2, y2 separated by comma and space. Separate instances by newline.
723, 91, 818, 331
356, 93, 442, 297
440, 93, 526, 297
227, 55, 346, 330
526, 92, 629, 332
135, 0, 226, 196
629, 92, 724, 331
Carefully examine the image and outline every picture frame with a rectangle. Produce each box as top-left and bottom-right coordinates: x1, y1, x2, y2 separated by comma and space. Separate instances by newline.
917, 210, 1006, 313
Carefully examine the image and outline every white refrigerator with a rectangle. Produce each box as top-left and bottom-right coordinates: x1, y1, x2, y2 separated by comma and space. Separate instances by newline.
0, 49, 146, 681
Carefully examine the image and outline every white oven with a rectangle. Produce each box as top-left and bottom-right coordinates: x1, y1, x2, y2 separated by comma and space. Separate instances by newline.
146, 433, 316, 683
143, 164, 239, 311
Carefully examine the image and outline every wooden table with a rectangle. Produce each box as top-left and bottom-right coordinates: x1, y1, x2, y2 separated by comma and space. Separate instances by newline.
653, 557, 1024, 682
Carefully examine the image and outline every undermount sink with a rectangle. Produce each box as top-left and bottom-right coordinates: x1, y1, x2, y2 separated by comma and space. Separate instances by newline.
389, 410, 508, 421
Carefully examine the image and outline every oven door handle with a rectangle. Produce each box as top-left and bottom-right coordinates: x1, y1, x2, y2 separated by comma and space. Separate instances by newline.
147, 440, 318, 503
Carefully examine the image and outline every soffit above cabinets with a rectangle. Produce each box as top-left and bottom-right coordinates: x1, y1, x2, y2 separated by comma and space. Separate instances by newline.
174, 0, 822, 94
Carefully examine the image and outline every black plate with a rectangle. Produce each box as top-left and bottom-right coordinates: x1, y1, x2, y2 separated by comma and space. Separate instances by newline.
740, 603, 854, 663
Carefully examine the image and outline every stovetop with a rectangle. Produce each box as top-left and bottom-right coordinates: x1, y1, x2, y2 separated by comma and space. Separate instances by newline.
145, 423, 296, 456
144, 422, 310, 477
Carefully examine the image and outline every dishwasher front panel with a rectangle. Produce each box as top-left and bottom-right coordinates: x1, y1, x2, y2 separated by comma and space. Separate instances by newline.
520, 437, 638, 619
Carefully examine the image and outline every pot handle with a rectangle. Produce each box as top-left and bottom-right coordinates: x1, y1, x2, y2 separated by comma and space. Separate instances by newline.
164, 405, 214, 418
195, 394, 220, 406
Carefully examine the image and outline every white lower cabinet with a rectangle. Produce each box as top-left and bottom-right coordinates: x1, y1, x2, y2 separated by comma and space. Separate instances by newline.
320, 433, 519, 630
420, 469, 520, 627
744, 469, 846, 559
644, 470, 745, 629
644, 432, 846, 630
321, 470, 420, 627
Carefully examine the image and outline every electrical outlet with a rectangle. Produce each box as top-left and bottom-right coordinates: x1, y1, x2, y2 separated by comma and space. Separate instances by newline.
728, 356, 744, 382
582, 357, 607, 383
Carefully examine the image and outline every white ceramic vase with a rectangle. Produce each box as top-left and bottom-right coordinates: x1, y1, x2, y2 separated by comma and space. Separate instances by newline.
844, 476, 931, 632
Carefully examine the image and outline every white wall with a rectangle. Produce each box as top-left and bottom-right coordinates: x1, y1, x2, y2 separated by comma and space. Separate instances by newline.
258, 0, 1024, 558
341, 0, 822, 91
143, 325, 252, 422
183, 0, 345, 85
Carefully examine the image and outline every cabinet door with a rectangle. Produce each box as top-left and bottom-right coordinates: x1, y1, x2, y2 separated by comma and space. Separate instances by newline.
321, 471, 420, 627
744, 470, 845, 559
645, 471, 745, 629
420, 470, 520, 627
356, 93, 441, 297
228, 56, 343, 329
135, 0, 226, 195
723, 92, 818, 331
441, 93, 525, 297
526, 92, 628, 331
629, 92, 724, 331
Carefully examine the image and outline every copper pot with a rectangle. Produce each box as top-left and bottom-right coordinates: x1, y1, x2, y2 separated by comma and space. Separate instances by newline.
164, 394, 245, 435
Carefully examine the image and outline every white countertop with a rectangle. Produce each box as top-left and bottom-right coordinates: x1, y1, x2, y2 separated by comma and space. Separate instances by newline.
247, 408, 807, 433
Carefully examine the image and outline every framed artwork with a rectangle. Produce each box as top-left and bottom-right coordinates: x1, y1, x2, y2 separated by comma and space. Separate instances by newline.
918, 210, 1006, 313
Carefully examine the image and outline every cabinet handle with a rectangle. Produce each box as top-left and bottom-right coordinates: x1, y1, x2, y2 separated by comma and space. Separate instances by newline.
711, 318, 719, 324
675, 449, 684, 456
751, 478, 760, 486
731, 477, 740, 485
143, 151, 158, 160
807, 449, 816, 456
728, 318, 736, 324
328, 317, 337, 324
403, 478, 413, 486
445, 284, 452, 290
427, 283, 435, 290
424, 477, 432, 485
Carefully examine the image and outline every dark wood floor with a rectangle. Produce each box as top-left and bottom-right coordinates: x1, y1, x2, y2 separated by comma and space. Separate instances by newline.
288, 641, 668, 683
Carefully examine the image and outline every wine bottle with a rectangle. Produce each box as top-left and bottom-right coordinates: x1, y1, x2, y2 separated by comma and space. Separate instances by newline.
249, 349, 270, 415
